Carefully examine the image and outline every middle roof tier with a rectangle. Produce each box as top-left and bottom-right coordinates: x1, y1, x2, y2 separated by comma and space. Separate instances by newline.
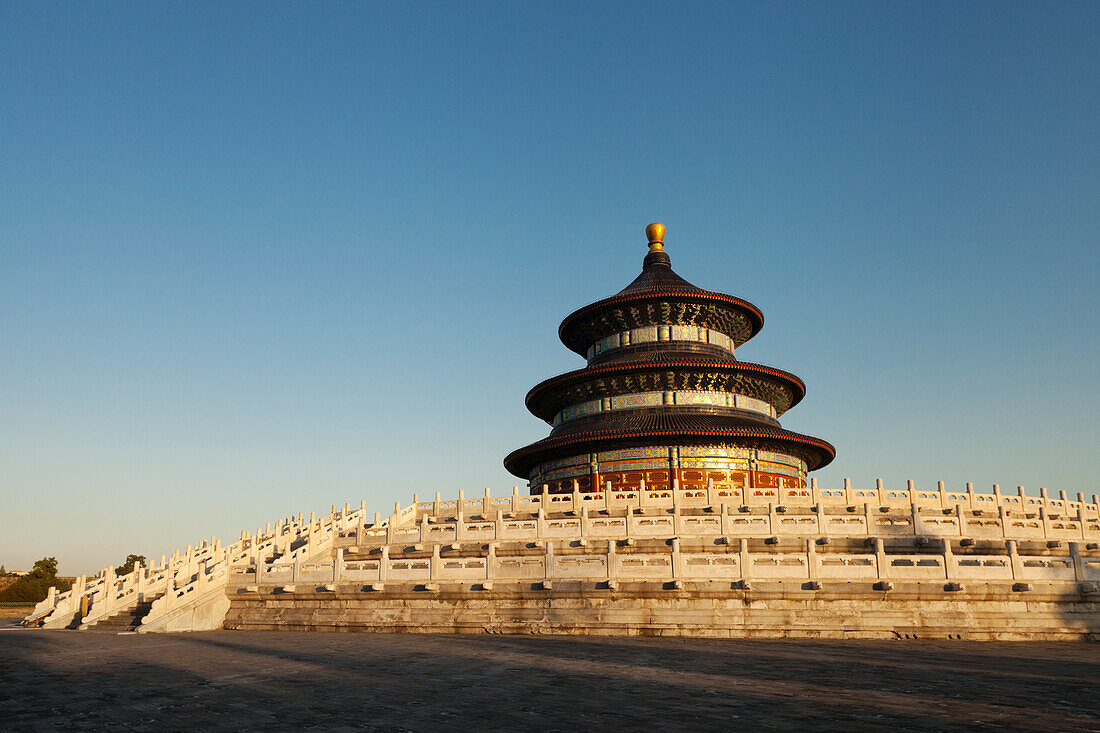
524, 353, 807, 424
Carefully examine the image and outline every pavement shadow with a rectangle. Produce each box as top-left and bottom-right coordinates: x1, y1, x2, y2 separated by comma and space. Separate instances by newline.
3, 630, 1098, 731
176, 632, 1100, 731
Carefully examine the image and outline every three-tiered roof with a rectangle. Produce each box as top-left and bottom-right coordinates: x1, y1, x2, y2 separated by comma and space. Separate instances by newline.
505, 224, 834, 494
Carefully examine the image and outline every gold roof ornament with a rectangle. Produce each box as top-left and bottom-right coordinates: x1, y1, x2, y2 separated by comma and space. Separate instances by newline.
646, 222, 665, 252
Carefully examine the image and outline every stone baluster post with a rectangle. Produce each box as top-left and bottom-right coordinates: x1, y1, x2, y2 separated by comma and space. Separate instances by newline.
544, 538, 557, 582
162, 569, 174, 612
671, 537, 682, 578
739, 538, 751, 582
103, 566, 116, 615
874, 538, 888, 579
955, 503, 967, 536
607, 539, 617, 580
1006, 540, 1022, 580
430, 544, 441, 580
1039, 505, 1052, 539
136, 562, 145, 600
942, 538, 955, 580
843, 478, 853, 505
487, 542, 497, 580
483, 487, 492, 515
806, 538, 818, 580
1069, 542, 1085, 581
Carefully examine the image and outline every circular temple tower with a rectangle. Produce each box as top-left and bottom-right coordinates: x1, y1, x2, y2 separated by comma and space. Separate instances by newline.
505, 223, 835, 495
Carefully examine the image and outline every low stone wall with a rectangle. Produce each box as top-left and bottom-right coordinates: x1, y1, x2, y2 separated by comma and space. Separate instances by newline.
33, 482, 1099, 636
220, 489, 1100, 639
224, 581, 1100, 640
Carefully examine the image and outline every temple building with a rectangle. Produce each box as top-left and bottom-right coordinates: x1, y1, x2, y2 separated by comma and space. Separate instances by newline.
505, 223, 835, 495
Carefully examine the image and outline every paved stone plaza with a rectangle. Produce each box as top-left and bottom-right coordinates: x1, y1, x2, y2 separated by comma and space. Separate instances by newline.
0, 630, 1097, 731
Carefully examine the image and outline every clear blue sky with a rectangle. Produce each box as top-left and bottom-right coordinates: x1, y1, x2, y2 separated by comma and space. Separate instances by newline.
2, 2, 1098, 574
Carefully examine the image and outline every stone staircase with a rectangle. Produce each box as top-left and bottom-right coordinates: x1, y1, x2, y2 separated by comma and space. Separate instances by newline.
26, 498, 395, 633
82, 592, 164, 632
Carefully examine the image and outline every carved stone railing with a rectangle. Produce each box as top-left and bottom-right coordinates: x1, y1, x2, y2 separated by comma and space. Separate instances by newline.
26, 480, 1100, 631
27, 499, 406, 630
232, 538, 1100, 588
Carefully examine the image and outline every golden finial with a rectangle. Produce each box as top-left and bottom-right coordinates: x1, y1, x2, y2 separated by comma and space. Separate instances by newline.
646, 222, 665, 252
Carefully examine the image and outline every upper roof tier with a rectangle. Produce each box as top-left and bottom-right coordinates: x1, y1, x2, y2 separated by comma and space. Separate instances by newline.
558, 225, 765, 357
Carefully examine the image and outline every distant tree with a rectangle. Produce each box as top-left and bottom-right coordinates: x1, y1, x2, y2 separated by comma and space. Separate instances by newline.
0, 557, 70, 603
115, 554, 147, 576
31, 557, 58, 579
0, 565, 6, 576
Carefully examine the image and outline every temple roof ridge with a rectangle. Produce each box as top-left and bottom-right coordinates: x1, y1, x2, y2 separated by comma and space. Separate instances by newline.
557, 224, 765, 356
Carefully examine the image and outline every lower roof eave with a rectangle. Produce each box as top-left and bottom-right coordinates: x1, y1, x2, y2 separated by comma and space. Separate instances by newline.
504, 428, 835, 479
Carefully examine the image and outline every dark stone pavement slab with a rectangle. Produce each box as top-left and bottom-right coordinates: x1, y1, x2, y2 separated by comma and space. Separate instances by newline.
0, 630, 1097, 731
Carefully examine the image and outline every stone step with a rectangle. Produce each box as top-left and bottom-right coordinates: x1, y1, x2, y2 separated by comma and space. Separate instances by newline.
84, 593, 164, 632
